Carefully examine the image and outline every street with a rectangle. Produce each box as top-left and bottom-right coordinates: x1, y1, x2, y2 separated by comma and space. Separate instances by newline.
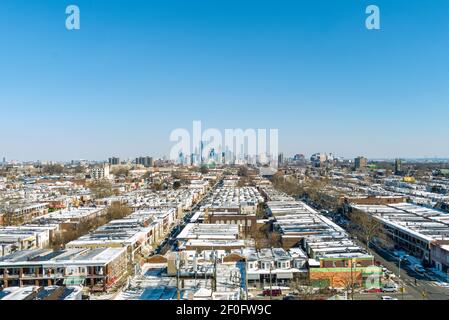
355, 243, 449, 300
154, 179, 222, 255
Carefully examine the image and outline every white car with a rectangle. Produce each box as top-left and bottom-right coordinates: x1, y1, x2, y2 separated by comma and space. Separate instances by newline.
381, 296, 398, 300
382, 283, 398, 292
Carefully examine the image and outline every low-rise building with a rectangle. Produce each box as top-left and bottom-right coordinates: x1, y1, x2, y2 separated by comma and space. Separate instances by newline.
352, 202, 449, 270
0, 247, 127, 292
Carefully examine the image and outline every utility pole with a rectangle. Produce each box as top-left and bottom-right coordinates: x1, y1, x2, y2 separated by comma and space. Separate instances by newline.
176, 253, 181, 300
351, 258, 356, 300
269, 264, 273, 300
245, 258, 249, 300
398, 255, 407, 300
350, 261, 353, 300
213, 250, 217, 293
193, 253, 197, 288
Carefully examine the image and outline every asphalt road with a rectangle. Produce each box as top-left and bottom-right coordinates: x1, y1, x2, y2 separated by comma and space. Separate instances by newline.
358, 243, 449, 300
154, 180, 222, 255
328, 214, 449, 300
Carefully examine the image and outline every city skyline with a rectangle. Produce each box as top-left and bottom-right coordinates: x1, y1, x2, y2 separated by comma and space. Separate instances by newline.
1, 0, 449, 161
3, 152, 449, 165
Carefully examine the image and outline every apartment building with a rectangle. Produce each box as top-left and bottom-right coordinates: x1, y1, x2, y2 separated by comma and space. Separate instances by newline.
66, 208, 177, 260
263, 188, 379, 289
90, 165, 110, 180
176, 223, 247, 251
0, 285, 83, 300
236, 247, 308, 286
0, 203, 49, 226
200, 187, 263, 237
0, 225, 58, 257
32, 206, 107, 232
0, 247, 127, 292
352, 202, 449, 270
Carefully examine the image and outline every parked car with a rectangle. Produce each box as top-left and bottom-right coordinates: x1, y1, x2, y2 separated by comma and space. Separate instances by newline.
384, 270, 396, 278
382, 284, 398, 293
262, 289, 282, 297
364, 288, 382, 293
381, 296, 398, 300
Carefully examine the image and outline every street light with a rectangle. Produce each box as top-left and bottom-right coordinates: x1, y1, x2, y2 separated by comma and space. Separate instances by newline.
398, 255, 408, 279
398, 255, 408, 300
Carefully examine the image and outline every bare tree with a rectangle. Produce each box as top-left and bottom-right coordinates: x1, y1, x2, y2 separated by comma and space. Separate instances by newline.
50, 205, 132, 249
199, 165, 209, 174
89, 180, 114, 198
111, 167, 130, 177
150, 182, 164, 191
41, 164, 65, 175
268, 232, 282, 247
106, 203, 132, 220
237, 177, 251, 187
237, 166, 249, 177
272, 174, 304, 196
348, 209, 391, 252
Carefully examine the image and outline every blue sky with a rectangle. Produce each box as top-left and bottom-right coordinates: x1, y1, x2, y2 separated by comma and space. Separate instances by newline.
0, 0, 448, 161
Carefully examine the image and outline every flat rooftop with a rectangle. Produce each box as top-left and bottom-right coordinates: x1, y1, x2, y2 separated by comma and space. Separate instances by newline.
352, 203, 449, 242
0, 247, 125, 266
177, 223, 239, 241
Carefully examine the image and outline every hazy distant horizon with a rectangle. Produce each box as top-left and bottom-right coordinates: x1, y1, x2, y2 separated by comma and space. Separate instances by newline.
4, 153, 449, 164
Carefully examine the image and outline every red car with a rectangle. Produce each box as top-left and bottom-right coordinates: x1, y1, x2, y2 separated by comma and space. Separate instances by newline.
262, 289, 282, 296
365, 288, 382, 293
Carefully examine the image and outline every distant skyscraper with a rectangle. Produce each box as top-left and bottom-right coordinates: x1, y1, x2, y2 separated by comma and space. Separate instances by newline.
395, 158, 403, 175
135, 156, 153, 167
293, 154, 305, 162
209, 148, 215, 159
2, 157, 5, 164
200, 140, 204, 165
310, 153, 327, 167
108, 157, 120, 165
354, 156, 367, 169
278, 153, 284, 166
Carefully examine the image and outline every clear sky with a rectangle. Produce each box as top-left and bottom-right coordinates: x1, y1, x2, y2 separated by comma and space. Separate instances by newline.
1, 0, 448, 161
